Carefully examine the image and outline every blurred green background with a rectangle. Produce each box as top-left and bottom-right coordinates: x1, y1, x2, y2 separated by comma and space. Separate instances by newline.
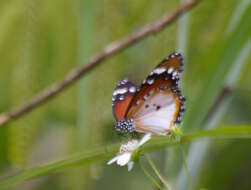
0, 0, 250, 189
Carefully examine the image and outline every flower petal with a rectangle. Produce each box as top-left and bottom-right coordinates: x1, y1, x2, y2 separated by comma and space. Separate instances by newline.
127, 161, 134, 171
107, 155, 120, 165
138, 133, 152, 147
116, 152, 132, 166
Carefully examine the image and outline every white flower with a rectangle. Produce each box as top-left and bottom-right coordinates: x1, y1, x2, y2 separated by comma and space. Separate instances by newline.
107, 133, 152, 171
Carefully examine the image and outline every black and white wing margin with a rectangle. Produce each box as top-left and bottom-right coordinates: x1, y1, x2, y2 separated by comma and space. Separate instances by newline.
126, 52, 185, 135
112, 78, 138, 122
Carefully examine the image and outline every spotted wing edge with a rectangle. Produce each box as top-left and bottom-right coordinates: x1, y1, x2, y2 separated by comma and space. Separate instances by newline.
126, 52, 185, 124
112, 78, 139, 121
142, 51, 183, 88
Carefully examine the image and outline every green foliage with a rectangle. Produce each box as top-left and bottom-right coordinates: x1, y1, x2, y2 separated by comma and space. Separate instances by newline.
0, 0, 250, 189
0, 126, 251, 188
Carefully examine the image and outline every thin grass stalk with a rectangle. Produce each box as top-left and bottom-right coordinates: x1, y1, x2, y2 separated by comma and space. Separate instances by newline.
180, 146, 192, 190
0, 126, 251, 188
165, 0, 191, 183
175, 3, 251, 189
145, 153, 172, 190
139, 159, 163, 190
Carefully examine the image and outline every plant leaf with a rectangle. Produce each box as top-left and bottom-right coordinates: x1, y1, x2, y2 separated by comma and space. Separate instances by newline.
0, 126, 250, 188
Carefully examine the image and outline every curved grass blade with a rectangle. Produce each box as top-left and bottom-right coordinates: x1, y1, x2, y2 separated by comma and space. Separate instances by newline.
0, 126, 251, 188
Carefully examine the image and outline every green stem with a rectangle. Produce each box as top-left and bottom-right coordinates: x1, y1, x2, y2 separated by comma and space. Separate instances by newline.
180, 146, 192, 190
0, 126, 251, 188
139, 159, 163, 190
145, 153, 172, 190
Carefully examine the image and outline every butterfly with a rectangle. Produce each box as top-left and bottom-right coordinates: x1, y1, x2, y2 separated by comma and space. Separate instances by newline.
112, 52, 185, 136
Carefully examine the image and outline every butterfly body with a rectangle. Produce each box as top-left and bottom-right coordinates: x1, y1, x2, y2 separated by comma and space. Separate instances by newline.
112, 52, 185, 136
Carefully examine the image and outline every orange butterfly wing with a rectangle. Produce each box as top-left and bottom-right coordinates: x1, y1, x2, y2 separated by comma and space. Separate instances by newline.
112, 79, 138, 121
112, 52, 185, 135
127, 52, 184, 123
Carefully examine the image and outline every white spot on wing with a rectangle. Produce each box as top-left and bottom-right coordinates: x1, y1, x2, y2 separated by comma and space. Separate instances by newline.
153, 67, 166, 74
113, 87, 128, 96
172, 71, 178, 77
143, 94, 148, 100
147, 79, 154, 85
129, 86, 136, 93
168, 67, 174, 74
149, 89, 154, 95
136, 100, 141, 105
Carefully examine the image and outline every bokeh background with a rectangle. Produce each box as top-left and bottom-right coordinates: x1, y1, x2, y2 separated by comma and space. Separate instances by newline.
0, 0, 250, 189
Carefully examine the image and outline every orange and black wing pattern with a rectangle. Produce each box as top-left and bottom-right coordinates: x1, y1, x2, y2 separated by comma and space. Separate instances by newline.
112, 79, 138, 121
126, 52, 185, 126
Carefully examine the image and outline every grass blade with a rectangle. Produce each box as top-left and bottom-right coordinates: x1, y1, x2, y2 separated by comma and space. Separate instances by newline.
0, 126, 251, 188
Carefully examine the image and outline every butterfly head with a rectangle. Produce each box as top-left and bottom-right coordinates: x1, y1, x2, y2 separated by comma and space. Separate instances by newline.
114, 118, 135, 133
